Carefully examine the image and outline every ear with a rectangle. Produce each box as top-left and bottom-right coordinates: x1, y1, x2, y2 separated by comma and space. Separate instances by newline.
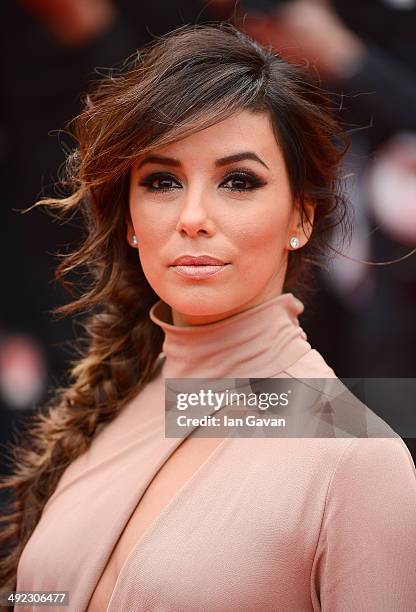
126, 218, 135, 246
289, 199, 315, 249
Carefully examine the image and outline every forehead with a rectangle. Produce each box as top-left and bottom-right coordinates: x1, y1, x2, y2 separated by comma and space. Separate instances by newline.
135, 109, 284, 169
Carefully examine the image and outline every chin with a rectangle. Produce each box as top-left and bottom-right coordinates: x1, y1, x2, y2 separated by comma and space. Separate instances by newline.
163, 289, 242, 318
171, 296, 229, 317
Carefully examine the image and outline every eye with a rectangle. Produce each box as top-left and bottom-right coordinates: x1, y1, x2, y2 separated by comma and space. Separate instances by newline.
139, 172, 181, 192
220, 170, 267, 192
138, 169, 267, 193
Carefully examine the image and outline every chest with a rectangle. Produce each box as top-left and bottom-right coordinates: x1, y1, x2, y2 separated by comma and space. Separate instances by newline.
87, 439, 325, 612
86, 434, 227, 612
17, 435, 329, 612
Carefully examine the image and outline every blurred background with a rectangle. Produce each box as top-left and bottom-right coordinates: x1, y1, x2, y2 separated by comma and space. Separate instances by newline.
1, 0, 415, 513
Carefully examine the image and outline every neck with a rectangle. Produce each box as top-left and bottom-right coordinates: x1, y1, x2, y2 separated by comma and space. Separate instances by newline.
149, 292, 312, 379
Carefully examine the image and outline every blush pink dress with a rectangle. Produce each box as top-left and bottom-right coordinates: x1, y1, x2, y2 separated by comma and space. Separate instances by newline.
16, 292, 416, 611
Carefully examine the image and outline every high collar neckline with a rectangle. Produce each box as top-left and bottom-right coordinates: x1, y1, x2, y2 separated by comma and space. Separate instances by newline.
149, 292, 312, 379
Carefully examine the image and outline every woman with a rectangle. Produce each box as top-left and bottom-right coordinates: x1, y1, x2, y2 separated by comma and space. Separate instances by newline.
1, 23, 415, 612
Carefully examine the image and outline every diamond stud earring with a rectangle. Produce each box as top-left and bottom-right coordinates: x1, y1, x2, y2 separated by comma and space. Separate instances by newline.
131, 234, 139, 246
289, 236, 300, 249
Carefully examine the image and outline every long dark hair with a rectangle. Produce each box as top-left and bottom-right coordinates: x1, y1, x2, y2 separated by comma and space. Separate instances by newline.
0, 22, 350, 589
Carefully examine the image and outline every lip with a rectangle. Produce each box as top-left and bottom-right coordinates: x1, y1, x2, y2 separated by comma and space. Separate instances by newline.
170, 254, 228, 266
170, 264, 230, 279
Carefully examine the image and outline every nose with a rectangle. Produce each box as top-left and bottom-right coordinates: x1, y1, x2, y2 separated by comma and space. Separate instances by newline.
175, 190, 215, 239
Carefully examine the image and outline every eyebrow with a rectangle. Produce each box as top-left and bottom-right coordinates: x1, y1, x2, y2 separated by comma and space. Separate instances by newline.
136, 151, 269, 171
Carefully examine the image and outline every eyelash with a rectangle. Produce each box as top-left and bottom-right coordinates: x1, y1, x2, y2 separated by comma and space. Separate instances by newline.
139, 169, 267, 193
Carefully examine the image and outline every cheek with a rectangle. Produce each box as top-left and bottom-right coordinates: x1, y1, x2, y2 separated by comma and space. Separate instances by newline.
129, 200, 179, 294
129, 195, 171, 252
135, 224, 169, 281
235, 204, 290, 259
136, 220, 167, 248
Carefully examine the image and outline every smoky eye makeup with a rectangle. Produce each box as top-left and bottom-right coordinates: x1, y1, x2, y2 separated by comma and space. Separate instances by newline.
138, 167, 268, 193
138, 172, 181, 192
220, 168, 268, 192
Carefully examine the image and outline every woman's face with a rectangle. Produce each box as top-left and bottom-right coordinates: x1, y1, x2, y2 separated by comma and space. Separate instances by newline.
128, 109, 313, 326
